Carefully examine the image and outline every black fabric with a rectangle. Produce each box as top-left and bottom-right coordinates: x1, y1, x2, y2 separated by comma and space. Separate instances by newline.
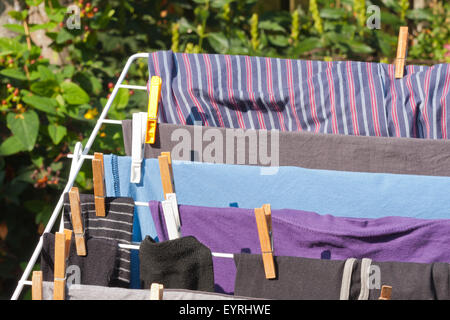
63, 193, 134, 287
41, 232, 118, 287
139, 236, 214, 292
370, 261, 450, 300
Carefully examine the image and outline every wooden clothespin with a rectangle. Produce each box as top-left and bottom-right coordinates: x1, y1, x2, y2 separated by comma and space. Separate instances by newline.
161, 152, 172, 173
150, 283, 164, 300
378, 285, 392, 300
395, 26, 408, 78
68, 187, 86, 256
63, 229, 72, 258
31, 271, 43, 300
145, 76, 162, 144
254, 204, 276, 279
158, 152, 174, 199
53, 231, 70, 300
92, 152, 106, 217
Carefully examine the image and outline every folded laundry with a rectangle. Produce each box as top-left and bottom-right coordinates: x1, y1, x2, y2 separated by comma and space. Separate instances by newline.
123, 120, 450, 176
41, 233, 118, 287
150, 201, 450, 294
233, 253, 450, 300
139, 235, 215, 292
63, 193, 134, 287
147, 50, 450, 139
40, 281, 260, 300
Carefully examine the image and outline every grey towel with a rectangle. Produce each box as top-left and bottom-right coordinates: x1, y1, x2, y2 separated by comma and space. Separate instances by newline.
63, 193, 134, 287
139, 236, 215, 292
41, 233, 118, 287
234, 253, 450, 300
41, 281, 260, 300
122, 121, 450, 176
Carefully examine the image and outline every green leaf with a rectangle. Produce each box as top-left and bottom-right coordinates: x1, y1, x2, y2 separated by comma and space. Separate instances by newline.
56, 28, 73, 44
6, 111, 40, 151
22, 95, 58, 115
61, 82, 90, 105
47, 124, 67, 145
61, 65, 75, 79
8, 10, 27, 21
92, 9, 115, 29
207, 32, 229, 53
24, 200, 52, 224
381, 0, 401, 11
0, 68, 28, 80
268, 34, 289, 47
0, 50, 13, 57
29, 22, 57, 32
111, 88, 129, 110
376, 31, 396, 57
26, 0, 44, 6
0, 136, 26, 156
292, 38, 322, 55
380, 11, 402, 26
3, 24, 25, 34
345, 39, 374, 54
406, 9, 434, 21
210, 0, 230, 8
55, 94, 65, 107
46, 8, 66, 23
30, 79, 59, 96
0, 38, 27, 53
320, 8, 347, 19
259, 21, 285, 32
37, 65, 55, 81
178, 17, 196, 34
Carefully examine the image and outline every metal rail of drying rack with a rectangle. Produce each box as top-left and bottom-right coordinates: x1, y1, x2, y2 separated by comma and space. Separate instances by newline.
11, 53, 150, 300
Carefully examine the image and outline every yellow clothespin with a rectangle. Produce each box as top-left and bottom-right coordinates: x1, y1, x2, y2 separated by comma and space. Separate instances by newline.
92, 152, 106, 217
54, 231, 71, 300
145, 76, 162, 144
395, 26, 408, 78
32, 271, 43, 300
254, 204, 276, 279
378, 285, 392, 300
150, 283, 164, 300
158, 152, 174, 199
68, 187, 86, 256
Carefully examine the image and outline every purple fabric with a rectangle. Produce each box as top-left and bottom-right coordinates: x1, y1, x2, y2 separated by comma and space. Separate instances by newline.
149, 200, 450, 295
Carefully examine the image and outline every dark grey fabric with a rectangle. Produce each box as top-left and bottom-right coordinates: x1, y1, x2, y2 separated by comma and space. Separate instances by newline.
63, 193, 134, 287
122, 120, 450, 176
371, 261, 450, 300
233, 254, 450, 300
41, 232, 118, 287
41, 281, 260, 300
139, 236, 215, 292
233, 253, 357, 300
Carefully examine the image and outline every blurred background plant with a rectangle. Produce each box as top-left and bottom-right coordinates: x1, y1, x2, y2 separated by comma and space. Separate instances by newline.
0, 0, 448, 299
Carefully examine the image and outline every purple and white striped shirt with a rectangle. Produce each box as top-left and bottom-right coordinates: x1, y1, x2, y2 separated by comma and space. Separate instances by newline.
147, 50, 450, 139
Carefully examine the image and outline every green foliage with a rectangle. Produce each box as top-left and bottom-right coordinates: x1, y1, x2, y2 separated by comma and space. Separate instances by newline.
0, 0, 448, 299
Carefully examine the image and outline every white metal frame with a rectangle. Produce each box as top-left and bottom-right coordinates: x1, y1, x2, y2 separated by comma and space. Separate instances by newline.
11, 52, 234, 300
10, 53, 150, 300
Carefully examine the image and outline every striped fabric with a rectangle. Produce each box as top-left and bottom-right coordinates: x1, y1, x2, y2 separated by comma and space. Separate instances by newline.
63, 193, 134, 287
148, 50, 450, 139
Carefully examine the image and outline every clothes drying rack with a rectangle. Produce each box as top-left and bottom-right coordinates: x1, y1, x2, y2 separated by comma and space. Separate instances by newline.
11, 27, 411, 298
10, 53, 152, 300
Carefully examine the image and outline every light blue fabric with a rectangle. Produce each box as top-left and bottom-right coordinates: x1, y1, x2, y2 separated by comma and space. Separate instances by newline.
104, 154, 450, 240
